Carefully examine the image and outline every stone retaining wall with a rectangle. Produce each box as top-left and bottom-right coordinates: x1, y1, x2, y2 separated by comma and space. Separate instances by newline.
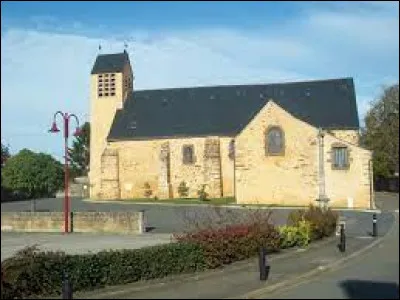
1, 211, 144, 234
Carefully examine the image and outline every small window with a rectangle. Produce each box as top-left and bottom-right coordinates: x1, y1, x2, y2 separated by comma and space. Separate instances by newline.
99, 79, 103, 83
228, 139, 235, 160
182, 145, 194, 164
99, 93, 103, 97
99, 74, 103, 78
111, 73, 115, 77
332, 147, 349, 169
105, 93, 109, 96
111, 92, 115, 96
265, 126, 284, 155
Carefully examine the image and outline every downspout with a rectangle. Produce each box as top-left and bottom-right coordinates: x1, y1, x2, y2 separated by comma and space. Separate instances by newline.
369, 158, 375, 209
233, 139, 236, 202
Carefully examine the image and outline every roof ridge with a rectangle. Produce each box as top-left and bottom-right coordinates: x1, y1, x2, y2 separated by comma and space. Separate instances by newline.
134, 77, 353, 93
97, 51, 127, 57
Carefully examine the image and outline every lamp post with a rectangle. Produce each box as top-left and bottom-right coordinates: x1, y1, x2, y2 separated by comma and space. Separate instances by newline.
48, 111, 81, 234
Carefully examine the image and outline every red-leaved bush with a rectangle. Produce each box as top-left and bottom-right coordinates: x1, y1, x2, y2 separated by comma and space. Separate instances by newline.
174, 221, 281, 268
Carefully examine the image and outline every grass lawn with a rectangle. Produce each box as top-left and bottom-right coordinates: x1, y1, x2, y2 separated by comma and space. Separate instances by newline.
120, 198, 311, 208
123, 197, 236, 205
97, 197, 361, 209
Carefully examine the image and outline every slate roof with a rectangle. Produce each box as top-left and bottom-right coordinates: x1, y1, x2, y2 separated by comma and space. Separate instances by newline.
107, 78, 359, 141
91, 51, 130, 74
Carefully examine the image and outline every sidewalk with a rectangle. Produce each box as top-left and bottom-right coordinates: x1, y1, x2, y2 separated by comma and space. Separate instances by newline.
1, 232, 173, 262
75, 233, 382, 299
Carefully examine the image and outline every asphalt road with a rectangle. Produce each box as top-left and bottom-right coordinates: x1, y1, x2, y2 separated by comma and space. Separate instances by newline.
261, 192, 399, 299
1, 197, 292, 233
1, 193, 396, 234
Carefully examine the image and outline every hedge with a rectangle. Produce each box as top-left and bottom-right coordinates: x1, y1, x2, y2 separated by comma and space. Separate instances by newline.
1, 242, 206, 299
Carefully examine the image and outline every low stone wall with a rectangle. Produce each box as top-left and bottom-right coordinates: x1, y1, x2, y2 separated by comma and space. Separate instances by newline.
71, 212, 144, 234
1, 211, 144, 234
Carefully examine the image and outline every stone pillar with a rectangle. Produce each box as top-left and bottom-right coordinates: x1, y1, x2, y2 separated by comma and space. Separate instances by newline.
99, 148, 120, 199
317, 129, 329, 209
159, 142, 172, 199
203, 138, 222, 198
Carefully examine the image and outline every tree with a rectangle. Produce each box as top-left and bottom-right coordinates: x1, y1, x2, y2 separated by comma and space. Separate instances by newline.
1, 142, 10, 167
361, 83, 399, 178
2, 149, 64, 199
68, 122, 90, 178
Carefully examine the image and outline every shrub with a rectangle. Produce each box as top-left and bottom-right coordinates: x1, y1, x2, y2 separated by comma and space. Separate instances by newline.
143, 182, 152, 198
178, 181, 189, 198
197, 184, 208, 201
287, 205, 338, 240
174, 222, 281, 269
278, 220, 311, 249
1, 243, 205, 299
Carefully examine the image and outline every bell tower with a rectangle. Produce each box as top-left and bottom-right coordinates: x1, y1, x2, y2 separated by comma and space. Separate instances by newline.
89, 50, 133, 198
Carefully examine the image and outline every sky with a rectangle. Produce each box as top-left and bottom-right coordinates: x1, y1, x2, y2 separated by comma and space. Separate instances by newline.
1, 1, 399, 160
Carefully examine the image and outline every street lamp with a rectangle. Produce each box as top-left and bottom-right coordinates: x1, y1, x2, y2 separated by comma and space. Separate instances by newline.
48, 111, 81, 233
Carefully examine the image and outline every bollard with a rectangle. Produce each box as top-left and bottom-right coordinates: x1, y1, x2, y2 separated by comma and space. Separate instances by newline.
62, 272, 73, 299
258, 247, 270, 281
339, 223, 346, 252
31, 199, 36, 212
372, 213, 377, 237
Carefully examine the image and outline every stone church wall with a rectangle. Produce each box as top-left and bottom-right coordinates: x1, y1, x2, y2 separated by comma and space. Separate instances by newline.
102, 136, 234, 200
235, 100, 372, 209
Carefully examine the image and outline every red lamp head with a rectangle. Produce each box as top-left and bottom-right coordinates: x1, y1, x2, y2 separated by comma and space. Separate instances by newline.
48, 121, 60, 133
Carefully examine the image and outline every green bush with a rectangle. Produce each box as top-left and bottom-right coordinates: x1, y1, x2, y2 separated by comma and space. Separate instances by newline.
287, 205, 338, 240
278, 220, 311, 249
197, 184, 208, 201
178, 181, 189, 198
143, 182, 152, 198
1, 243, 205, 299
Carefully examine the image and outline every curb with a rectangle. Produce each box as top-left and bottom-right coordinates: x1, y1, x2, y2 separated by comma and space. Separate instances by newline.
236, 211, 398, 299
82, 199, 381, 213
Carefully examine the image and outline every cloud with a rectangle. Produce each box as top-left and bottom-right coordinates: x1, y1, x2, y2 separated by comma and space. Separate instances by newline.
1, 2, 398, 159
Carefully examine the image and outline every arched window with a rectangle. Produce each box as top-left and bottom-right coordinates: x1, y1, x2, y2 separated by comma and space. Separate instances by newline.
182, 145, 194, 164
265, 126, 285, 155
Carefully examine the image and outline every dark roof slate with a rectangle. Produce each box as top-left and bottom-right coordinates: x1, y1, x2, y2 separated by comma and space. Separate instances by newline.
107, 78, 359, 141
91, 51, 129, 74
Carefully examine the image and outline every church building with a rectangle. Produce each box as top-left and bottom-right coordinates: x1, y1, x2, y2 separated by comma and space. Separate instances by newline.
89, 50, 374, 208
